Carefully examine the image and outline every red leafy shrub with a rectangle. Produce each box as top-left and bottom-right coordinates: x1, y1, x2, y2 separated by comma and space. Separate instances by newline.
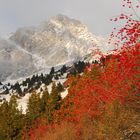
22, 118, 48, 140
24, 1, 140, 139
25, 43, 140, 140
56, 43, 140, 122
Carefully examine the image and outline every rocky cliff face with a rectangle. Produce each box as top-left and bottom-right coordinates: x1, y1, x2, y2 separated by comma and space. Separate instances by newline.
0, 14, 109, 81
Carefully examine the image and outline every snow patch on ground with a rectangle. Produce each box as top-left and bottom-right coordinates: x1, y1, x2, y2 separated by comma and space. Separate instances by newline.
61, 89, 68, 98
18, 93, 31, 114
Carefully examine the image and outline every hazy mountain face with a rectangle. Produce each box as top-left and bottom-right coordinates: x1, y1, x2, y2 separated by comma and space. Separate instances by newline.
0, 15, 109, 81
10, 15, 97, 65
0, 39, 37, 81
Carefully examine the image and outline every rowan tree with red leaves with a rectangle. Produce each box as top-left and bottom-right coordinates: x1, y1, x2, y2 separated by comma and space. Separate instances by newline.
109, 0, 140, 46
21, 1, 140, 139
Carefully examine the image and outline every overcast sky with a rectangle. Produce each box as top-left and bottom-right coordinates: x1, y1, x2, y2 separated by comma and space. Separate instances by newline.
0, 0, 124, 37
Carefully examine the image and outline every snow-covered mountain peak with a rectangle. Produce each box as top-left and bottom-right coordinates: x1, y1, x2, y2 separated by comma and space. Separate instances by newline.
0, 15, 111, 82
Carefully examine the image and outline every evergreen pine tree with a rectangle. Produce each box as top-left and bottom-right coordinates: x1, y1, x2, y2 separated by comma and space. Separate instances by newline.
57, 82, 64, 93
50, 82, 61, 110
0, 96, 24, 140
54, 75, 59, 80
50, 67, 55, 75
7, 83, 10, 86
61, 65, 67, 73
27, 92, 41, 120
40, 87, 51, 121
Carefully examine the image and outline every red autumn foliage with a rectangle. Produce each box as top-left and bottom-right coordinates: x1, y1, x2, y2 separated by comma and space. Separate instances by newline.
27, 43, 140, 140
109, 0, 140, 46
25, 1, 140, 139
56, 43, 140, 122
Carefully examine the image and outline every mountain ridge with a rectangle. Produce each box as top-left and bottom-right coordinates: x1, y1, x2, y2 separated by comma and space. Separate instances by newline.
0, 14, 110, 82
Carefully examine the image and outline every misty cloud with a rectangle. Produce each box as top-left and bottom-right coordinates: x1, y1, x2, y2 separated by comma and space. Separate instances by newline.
0, 0, 123, 37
